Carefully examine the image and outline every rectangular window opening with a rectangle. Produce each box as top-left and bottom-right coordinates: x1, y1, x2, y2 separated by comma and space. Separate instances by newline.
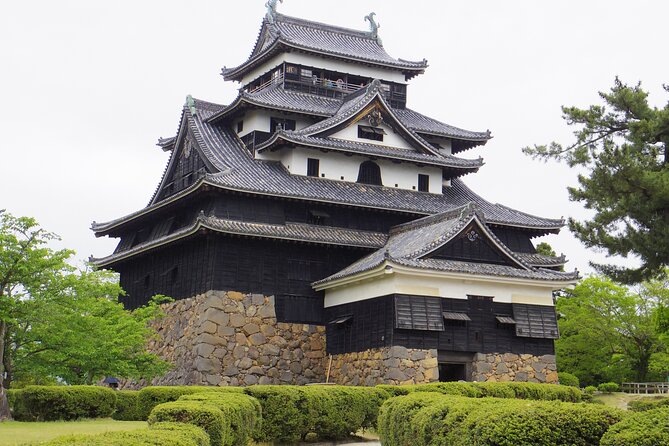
307, 158, 320, 177
358, 125, 385, 142
418, 174, 430, 192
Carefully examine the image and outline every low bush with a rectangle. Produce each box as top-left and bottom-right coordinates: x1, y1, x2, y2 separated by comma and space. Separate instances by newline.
6, 388, 22, 416
628, 397, 669, 412
42, 421, 210, 446
11, 385, 117, 421
378, 392, 625, 446
376, 384, 411, 397
179, 392, 262, 446
600, 407, 669, 446
598, 382, 620, 393
408, 381, 582, 402
558, 372, 580, 388
243, 385, 390, 443
112, 390, 141, 421
137, 386, 243, 420
584, 385, 598, 394
149, 401, 225, 446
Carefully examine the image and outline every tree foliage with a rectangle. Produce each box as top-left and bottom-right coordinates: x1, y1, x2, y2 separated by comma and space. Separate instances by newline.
556, 275, 669, 385
524, 79, 669, 283
0, 211, 170, 420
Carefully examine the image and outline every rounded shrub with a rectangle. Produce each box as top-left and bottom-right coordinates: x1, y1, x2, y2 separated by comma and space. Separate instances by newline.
600, 407, 669, 446
558, 372, 580, 388
598, 382, 620, 393
149, 401, 225, 446
137, 385, 243, 420
179, 392, 262, 446
112, 390, 141, 421
243, 385, 310, 443
627, 397, 669, 412
12, 385, 117, 421
42, 422, 210, 446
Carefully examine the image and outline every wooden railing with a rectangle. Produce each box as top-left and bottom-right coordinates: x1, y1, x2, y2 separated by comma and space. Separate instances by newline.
621, 382, 669, 394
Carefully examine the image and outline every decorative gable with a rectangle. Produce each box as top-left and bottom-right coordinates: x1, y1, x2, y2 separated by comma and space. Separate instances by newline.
155, 136, 209, 202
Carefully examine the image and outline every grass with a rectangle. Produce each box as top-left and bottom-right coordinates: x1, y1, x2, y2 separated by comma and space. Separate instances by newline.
592, 392, 669, 410
0, 419, 145, 446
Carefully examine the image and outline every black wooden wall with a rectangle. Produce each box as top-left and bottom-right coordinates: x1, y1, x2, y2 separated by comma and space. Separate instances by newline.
324, 295, 555, 357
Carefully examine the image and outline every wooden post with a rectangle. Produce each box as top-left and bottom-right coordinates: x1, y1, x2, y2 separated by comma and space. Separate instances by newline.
325, 354, 333, 384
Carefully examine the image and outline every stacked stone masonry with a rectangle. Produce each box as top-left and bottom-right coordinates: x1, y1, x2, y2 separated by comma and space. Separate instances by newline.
139, 291, 556, 387
147, 291, 326, 386
327, 347, 439, 386
471, 353, 558, 384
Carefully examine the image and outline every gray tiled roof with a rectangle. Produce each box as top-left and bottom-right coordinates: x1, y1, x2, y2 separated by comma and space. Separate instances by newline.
92, 98, 563, 234
206, 85, 490, 143
222, 14, 428, 81
257, 132, 483, 171
516, 252, 567, 267
314, 203, 579, 286
92, 214, 386, 267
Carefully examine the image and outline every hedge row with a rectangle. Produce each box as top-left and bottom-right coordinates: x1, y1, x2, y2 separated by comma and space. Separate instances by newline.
378, 392, 625, 446
136, 386, 244, 420
42, 422, 210, 446
600, 407, 669, 446
378, 381, 582, 402
243, 385, 389, 442
112, 390, 141, 421
628, 397, 669, 412
11, 386, 117, 421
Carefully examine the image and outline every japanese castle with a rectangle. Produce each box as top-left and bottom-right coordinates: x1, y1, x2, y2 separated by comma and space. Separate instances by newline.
92, 3, 578, 385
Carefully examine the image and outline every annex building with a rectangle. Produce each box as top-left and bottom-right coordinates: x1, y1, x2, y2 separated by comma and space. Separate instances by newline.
92, 4, 578, 386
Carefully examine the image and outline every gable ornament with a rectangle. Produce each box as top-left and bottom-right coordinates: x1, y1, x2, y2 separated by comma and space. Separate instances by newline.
367, 108, 384, 127
266, 0, 283, 24
364, 12, 382, 46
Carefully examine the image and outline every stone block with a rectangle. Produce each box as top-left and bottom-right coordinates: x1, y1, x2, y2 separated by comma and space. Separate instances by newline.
195, 343, 215, 358
195, 358, 219, 374
205, 374, 222, 386
251, 294, 265, 305
249, 333, 267, 346
280, 371, 293, 382
389, 346, 409, 359
262, 344, 281, 356
258, 376, 272, 385
243, 323, 260, 335
260, 324, 276, 336
232, 345, 247, 359
205, 308, 229, 327
200, 320, 218, 335
238, 357, 253, 370
410, 351, 426, 361
515, 372, 528, 381
196, 333, 225, 346
229, 314, 246, 328
223, 365, 239, 377
244, 374, 259, 385
228, 291, 245, 301
257, 306, 276, 318
476, 362, 493, 374
218, 326, 235, 337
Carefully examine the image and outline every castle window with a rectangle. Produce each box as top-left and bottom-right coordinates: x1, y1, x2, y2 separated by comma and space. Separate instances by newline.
418, 174, 430, 192
357, 161, 382, 186
307, 158, 320, 177
358, 125, 385, 142
308, 209, 330, 225
237, 121, 244, 132
270, 117, 296, 132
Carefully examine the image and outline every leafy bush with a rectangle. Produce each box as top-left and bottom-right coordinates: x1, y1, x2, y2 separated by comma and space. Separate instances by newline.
376, 384, 411, 397
6, 388, 22, 416
600, 407, 669, 445
137, 386, 243, 420
378, 392, 625, 446
584, 385, 598, 394
408, 381, 582, 402
628, 397, 669, 412
558, 372, 580, 387
149, 401, 225, 446
179, 393, 262, 446
243, 385, 311, 443
42, 422, 210, 446
112, 390, 141, 421
11, 385, 117, 421
598, 382, 620, 393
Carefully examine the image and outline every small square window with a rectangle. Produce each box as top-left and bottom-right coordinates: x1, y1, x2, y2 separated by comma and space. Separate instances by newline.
418, 174, 430, 192
307, 158, 320, 177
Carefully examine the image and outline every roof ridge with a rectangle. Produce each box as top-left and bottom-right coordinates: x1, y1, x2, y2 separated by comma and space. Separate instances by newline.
274, 13, 374, 40
389, 202, 479, 236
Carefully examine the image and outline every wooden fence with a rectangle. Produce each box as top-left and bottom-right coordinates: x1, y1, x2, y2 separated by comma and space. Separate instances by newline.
621, 382, 669, 394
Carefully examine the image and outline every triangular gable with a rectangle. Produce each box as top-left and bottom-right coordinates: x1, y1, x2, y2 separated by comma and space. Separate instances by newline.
149, 111, 217, 205
298, 81, 441, 156
420, 217, 529, 270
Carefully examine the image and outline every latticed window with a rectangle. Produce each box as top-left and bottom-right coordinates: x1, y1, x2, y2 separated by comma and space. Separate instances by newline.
307, 158, 320, 177
418, 174, 429, 192
357, 161, 382, 185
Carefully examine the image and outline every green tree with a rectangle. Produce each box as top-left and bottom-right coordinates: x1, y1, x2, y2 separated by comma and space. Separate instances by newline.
0, 211, 170, 420
556, 275, 669, 385
524, 79, 669, 283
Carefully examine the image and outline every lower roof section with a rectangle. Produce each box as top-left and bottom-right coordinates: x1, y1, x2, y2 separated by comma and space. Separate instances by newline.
91, 214, 386, 268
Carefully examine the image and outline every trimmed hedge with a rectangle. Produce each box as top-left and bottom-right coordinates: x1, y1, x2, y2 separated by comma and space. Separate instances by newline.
112, 390, 141, 421
378, 392, 625, 446
600, 407, 669, 446
387, 381, 583, 402
137, 386, 243, 420
599, 382, 621, 393
628, 397, 669, 412
179, 393, 262, 446
42, 422, 210, 446
6, 388, 22, 416
243, 385, 390, 443
11, 386, 117, 421
149, 401, 225, 446
558, 372, 580, 387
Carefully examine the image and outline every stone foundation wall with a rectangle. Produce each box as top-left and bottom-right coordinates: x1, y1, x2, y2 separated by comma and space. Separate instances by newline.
471, 353, 558, 383
146, 291, 327, 387
327, 347, 439, 386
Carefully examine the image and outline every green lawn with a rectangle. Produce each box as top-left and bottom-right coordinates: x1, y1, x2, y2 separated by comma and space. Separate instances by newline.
592, 392, 669, 410
0, 419, 145, 446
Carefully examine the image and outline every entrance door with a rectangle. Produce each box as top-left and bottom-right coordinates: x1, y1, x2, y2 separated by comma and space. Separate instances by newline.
439, 363, 467, 382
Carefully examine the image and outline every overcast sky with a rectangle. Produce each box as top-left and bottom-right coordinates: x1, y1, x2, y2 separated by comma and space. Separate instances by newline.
1, 0, 667, 277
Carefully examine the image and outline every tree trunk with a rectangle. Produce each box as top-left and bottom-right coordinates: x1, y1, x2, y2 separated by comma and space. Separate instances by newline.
0, 320, 12, 421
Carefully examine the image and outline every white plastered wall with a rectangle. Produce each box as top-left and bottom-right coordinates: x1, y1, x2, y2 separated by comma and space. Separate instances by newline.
258, 146, 442, 194
323, 269, 557, 308
237, 110, 314, 137
329, 122, 413, 150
